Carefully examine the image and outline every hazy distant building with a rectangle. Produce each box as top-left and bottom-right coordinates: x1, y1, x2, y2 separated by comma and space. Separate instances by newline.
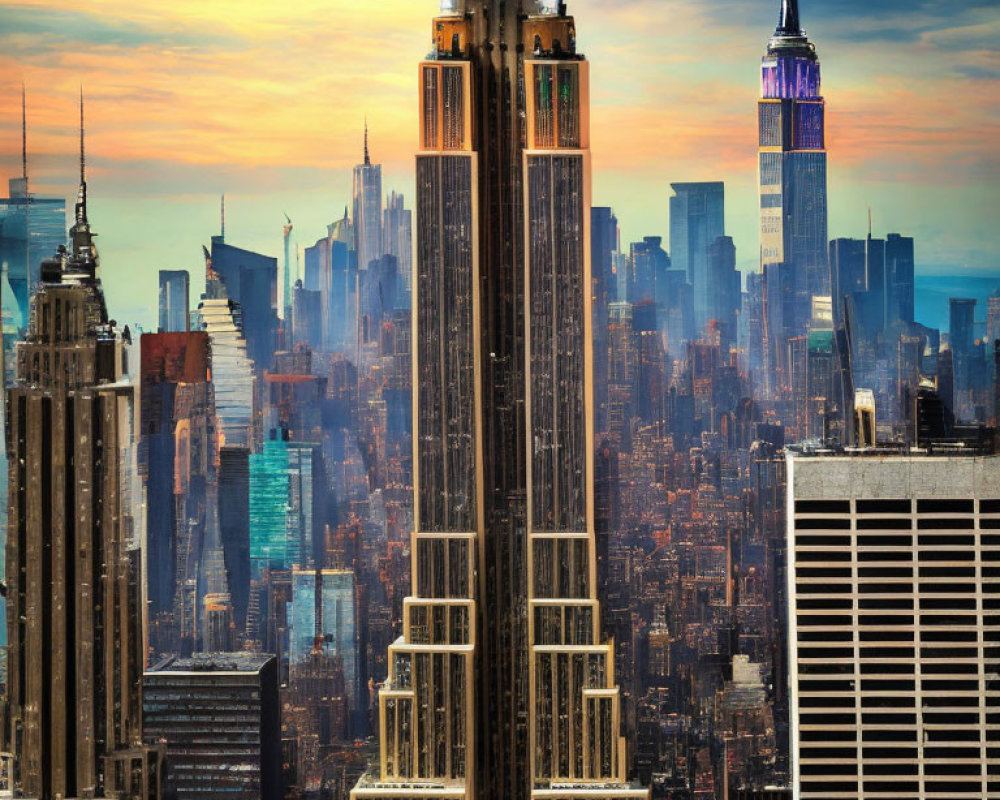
669, 181, 724, 334
885, 233, 914, 327
383, 190, 412, 297
788, 453, 1000, 799
950, 298, 977, 418
292, 279, 322, 351
353, 126, 383, 272
158, 269, 190, 332
6, 154, 159, 798
144, 653, 282, 800
289, 569, 360, 729
829, 238, 866, 326
0, 177, 66, 329
354, 3, 647, 798
592, 207, 619, 433
706, 235, 741, 350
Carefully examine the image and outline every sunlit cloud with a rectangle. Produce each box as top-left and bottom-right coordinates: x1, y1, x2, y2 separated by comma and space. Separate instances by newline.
0, 0, 996, 330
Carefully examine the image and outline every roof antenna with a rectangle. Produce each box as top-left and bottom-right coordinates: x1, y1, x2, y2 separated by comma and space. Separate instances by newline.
867, 207, 872, 240
76, 85, 88, 225
364, 118, 370, 166
221, 193, 226, 240
21, 83, 28, 182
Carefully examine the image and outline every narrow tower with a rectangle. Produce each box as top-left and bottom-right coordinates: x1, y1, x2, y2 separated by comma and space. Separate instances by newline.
352, 2, 648, 798
758, 0, 828, 395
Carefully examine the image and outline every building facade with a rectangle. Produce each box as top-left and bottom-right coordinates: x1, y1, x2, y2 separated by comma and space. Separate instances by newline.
669, 181, 724, 336
143, 653, 281, 799
157, 269, 190, 333
787, 454, 1000, 799
353, 3, 647, 798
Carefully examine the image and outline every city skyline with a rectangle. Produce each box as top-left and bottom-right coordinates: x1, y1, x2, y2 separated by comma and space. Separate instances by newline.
0, 0, 997, 330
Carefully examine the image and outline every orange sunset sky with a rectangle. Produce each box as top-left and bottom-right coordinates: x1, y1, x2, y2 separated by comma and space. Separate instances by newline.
0, 0, 997, 328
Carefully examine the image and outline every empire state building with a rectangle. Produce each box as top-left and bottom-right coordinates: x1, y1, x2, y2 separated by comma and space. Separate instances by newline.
758, 0, 829, 394
352, 2, 648, 799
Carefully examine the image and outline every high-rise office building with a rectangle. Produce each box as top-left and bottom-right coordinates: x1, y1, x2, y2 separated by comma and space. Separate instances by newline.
669, 182, 724, 334
384, 190, 413, 297
5, 120, 160, 798
139, 331, 216, 654
950, 297, 977, 419
706, 235, 741, 351
353, 125, 383, 272
196, 254, 257, 448
884, 233, 914, 328
249, 432, 326, 574
591, 207, 619, 434
787, 453, 1000, 799
210, 228, 279, 376
143, 653, 282, 799
758, 0, 828, 387
219, 445, 252, 637
828, 237, 866, 327
353, 3, 647, 798
158, 269, 190, 332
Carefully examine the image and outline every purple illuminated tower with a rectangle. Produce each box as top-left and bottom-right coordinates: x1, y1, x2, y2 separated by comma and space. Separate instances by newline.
758, 0, 828, 394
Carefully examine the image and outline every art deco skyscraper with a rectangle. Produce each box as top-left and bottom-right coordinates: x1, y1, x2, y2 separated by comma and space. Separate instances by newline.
758, 0, 828, 392
352, 3, 647, 799
5, 105, 160, 799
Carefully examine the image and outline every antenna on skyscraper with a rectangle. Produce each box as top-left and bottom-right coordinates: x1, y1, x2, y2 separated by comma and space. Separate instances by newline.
76, 86, 88, 226
221, 194, 226, 241
21, 83, 28, 182
364, 118, 371, 166
867, 207, 872, 241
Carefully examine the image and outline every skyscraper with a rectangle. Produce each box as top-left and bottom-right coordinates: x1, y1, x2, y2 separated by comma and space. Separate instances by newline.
787, 452, 1000, 799
758, 0, 828, 390
158, 269, 190, 332
353, 3, 647, 798
139, 331, 216, 655
210, 229, 279, 377
383, 191, 413, 298
669, 181, 724, 335
353, 125, 383, 272
5, 109, 159, 798
884, 233, 914, 328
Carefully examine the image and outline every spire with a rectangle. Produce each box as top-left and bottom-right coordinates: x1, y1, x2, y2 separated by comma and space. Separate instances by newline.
76, 86, 88, 226
777, 0, 801, 35
21, 84, 28, 182
69, 86, 97, 273
221, 193, 226, 240
364, 119, 371, 166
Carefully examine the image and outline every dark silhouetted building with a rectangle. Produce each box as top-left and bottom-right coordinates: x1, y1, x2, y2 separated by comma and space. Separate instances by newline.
144, 653, 282, 799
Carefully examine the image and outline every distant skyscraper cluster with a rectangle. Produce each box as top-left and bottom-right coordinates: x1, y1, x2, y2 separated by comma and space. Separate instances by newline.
0, 1, 997, 799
